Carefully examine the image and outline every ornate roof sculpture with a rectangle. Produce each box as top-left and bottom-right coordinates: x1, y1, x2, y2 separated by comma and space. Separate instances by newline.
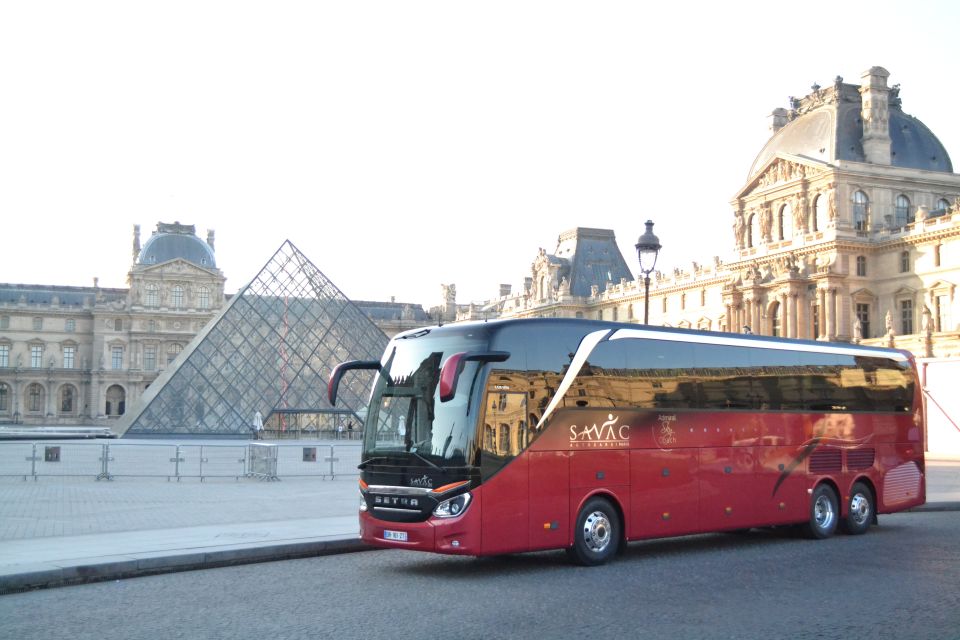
115, 240, 388, 436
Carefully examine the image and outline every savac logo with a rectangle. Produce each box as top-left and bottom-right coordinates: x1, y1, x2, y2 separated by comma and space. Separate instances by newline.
569, 414, 630, 448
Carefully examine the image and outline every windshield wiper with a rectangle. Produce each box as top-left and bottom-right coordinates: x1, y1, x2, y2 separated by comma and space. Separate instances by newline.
408, 450, 442, 470
358, 456, 392, 469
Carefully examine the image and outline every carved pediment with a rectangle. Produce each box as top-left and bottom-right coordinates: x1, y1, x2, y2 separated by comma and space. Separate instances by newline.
137, 259, 218, 279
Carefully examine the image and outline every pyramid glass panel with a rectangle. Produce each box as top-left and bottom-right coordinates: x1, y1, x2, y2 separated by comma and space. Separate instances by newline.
116, 241, 390, 436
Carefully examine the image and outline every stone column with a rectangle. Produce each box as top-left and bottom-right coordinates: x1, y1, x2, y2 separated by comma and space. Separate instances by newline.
826, 288, 837, 340
818, 288, 827, 339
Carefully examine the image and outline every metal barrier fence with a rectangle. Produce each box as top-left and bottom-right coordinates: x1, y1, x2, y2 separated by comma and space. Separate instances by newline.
0, 442, 362, 481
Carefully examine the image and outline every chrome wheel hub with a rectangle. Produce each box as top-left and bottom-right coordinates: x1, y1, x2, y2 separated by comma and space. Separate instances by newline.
582, 510, 611, 552
814, 494, 836, 530
850, 493, 870, 525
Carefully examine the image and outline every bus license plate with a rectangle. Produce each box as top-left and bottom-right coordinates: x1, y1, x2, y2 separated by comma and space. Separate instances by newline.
384, 530, 407, 542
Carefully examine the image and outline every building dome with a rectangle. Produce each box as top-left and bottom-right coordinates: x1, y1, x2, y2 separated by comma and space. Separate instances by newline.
749, 74, 952, 178
137, 222, 216, 269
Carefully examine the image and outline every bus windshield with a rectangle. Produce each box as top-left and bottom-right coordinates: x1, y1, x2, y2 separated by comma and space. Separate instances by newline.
362, 331, 486, 468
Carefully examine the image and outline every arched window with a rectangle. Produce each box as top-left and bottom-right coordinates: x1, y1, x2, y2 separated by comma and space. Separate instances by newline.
853, 191, 869, 231
779, 203, 792, 240
770, 302, 781, 337
197, 287, 211, 310
59, 385, 76, 414
0, 382, 9, 413
895, 195, 911, 227
26, 383, 44, 413
171, 286, 184, 309
167, 343, 183, 365
748, 212, 758, 248
813, 194, 827, 232
105, 385, 126, 416
484, 424, 494, 451
145, 284, 159, 307
936, 198, 951, 213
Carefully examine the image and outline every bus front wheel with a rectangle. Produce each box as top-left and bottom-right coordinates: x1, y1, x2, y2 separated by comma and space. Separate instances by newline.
841, 481, 874, 535
568, 497, 620, 566
804, 484, 839, 539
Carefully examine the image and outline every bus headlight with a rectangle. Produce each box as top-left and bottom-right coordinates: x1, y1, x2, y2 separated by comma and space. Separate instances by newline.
359, 490, 368, 512
433, 492, 471, 518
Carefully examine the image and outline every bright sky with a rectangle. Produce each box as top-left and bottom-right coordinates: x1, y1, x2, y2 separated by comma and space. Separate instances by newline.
2, 1, 958, 308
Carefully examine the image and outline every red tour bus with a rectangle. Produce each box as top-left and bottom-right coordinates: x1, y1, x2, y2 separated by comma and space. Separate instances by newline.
328, 318, 925, 565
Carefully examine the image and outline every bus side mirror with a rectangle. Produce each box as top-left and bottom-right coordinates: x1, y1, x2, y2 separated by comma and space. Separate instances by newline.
328, 360, 381, 406
439, 351, 510, 402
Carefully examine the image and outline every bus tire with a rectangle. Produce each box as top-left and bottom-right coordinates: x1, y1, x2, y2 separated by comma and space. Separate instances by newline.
568, 497, 620, 566
841, 482, 873, 535
804, 483, 839, 539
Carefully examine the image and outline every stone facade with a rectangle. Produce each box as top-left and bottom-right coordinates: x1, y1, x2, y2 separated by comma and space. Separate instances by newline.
465, 67, 960, 360
0, 223, 226, 425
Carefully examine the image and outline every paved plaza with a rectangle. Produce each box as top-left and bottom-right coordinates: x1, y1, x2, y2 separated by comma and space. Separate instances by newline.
0, 439, 957, 593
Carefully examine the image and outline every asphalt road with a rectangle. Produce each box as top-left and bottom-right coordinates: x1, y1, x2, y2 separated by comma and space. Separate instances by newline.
2, 511, 958, 640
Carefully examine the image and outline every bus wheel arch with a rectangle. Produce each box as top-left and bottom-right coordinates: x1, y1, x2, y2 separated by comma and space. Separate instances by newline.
803, 481, 840, 540
567, 493, 623, 566
842, 479, 877, 535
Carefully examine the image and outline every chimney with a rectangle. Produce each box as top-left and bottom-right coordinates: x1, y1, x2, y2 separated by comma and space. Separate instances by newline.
768, 107, 789, 134
859, 66, 892, 165
499, 284, 512, 298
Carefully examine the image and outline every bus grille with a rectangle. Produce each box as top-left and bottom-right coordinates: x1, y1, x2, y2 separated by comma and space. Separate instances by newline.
846, 448, 876, 471
809, 448, 842, 474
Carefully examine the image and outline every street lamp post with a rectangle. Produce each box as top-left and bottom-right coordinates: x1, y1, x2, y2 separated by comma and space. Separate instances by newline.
635, 220, 662, 325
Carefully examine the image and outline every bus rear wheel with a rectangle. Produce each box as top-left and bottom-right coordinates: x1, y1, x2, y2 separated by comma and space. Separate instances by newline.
568, 497, 620, 566
841, 482, 874, 535
803, 484, 839, 539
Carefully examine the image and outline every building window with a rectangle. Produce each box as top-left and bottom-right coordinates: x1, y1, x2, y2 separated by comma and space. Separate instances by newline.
813, 194, 827, 232
146, 285, 159, 307
198, 287, 210, 310
935, 295, 949, 332
0, 383, 8, 412
934, 244, 941, 267
770, 303, 781, 337
33, 317, 43, 331
612, 307, 618, 322
26, 383, 44, 413
680, 294, 687, 310
148, 320, 157, 333
105, 384, 126, 416
63, 346, 75, 369
700, 289, 707, 307
894, 195, 912, 227
0, 315, 8, 329
937, 198, 951, 213
662, 297, 668, 313
60, 386, 75, 414
900, 251, 910, 273
856, 303, 871, 339
778, 203, 791, 240
144, 346, 157, 371
31, 345, 43, 368
65, 318, 76, 332
114, 318, 123, 332
901, 300, 914, 335
172, 286, 184, 309
853, 191, 869, 230
856, 255, 867, 277
167, 343, 183, 365
111, 346, 123, 370
0, 344, 8, 368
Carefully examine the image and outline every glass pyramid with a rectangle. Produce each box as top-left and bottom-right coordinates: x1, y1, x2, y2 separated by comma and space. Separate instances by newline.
116, 241, 389, 437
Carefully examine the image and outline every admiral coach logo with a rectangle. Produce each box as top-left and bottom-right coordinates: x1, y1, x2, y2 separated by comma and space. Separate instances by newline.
569, 414, 630, 448
409, 474, 433, 488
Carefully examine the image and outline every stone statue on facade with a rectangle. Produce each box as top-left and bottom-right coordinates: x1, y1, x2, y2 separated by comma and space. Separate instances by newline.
885, 310, 894, 336
827, 189, 838, 221
734, 211, 746, 249
760, 207, 772, 241
853, 318, 862, 343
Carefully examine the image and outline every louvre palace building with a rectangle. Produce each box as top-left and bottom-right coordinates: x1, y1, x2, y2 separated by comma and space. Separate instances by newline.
465, 67, 960, 366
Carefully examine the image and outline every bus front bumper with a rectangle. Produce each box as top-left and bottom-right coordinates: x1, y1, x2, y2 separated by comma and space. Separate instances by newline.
359, 497, 482, 555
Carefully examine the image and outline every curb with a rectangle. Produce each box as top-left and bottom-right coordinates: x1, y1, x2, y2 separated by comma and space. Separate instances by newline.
910, 501, 960, 513
0, 537, 373, 596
